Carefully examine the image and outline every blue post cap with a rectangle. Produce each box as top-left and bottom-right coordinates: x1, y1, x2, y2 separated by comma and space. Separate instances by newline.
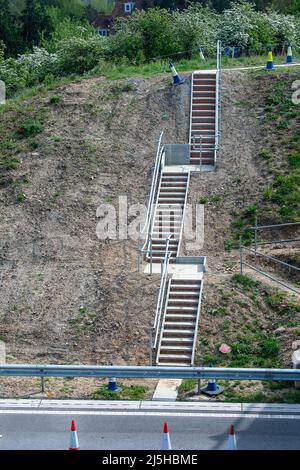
267, 46, 272, 51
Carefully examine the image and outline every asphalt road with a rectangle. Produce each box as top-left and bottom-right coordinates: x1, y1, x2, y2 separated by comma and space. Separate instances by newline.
0, 401, 299, 450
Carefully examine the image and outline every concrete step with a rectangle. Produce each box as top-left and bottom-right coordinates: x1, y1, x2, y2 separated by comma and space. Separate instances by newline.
162, 172, 188, 177
159, 354, 192, 361
162, 329, 195, 337
161, 337, 193, 345
160, 345, 193, 352
157, 361, 191, 366
171, 279, 201, 285
170, 286, 201, 291
164, 321, 196, 329
165, 314, 197, 321
168, 292, 200, 299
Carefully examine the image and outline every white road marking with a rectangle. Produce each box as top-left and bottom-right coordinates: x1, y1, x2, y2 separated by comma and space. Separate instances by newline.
0, 409, 299, 420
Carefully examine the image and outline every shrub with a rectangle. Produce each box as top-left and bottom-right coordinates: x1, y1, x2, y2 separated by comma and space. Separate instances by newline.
0, 58, 28, 96
17, 47, 59, 84
56, 36, 108, 75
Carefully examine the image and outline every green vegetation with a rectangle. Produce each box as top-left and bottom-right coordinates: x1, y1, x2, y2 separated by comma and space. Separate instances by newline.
225, 205, 259, 249
49, 95, 61, 104
93, 383, 148, 400
177, 275, 300, 402
0, 2, 300, 100
197, 274, 300, 370
18, 119, 42, 137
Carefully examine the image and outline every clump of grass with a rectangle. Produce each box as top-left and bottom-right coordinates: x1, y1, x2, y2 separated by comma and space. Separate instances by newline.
288, 151, 300, 168
199, 197, 209, 204
18, 119, 42, 138
0, 157, 20, 171
17, 192, 27, 202
232, 274, 258, 291
260, 149, 273, 160
226, 205, 259, 249
93, 383, 148, 400
178, 379, 197, 396
110, 82, 135, 96
49, 96, 61, 105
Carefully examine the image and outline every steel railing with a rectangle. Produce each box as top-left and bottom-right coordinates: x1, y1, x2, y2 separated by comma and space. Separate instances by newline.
177, 172, 191, 256
190, 134, 220, 171
189, 40, 222, 170
215, 39, 222, 164
0, 364, 299, 381
239, 221, 300, 295
191, 278, 204, 366
240, 242, 300, 295
139, 132, 165, 257
151, 236, 172, 363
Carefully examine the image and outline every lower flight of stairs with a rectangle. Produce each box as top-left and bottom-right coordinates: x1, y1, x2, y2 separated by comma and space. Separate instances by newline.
156, 278, 203, 366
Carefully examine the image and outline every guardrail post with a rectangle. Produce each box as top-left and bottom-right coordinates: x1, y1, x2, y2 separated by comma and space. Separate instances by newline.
254, 217, 258, 267
150, 328, 154, 366
41, 376, 45, 393
239, 236, 243, 275
150, 238, 153, 275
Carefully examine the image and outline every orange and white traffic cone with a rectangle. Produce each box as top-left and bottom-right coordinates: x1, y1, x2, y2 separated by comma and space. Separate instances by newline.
227, 424, 237, 450
69, 419, 80, 451
162, 422, 172, 450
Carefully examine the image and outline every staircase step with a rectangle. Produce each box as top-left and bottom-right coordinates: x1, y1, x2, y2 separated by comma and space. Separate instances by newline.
164, 321, 196, 328
168, 292, 200, 299
157, 363, 192, 367
160, 345, 193, 352
165, 314, 197, 321
159, 354, 192, 360
163, 328, 195, 335
161, 337, 193, 344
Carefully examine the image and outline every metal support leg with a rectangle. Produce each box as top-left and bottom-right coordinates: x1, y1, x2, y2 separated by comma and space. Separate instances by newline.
150, 328, 153, 366
41, 376, 45, 393
254, 217, 258, 267
239, 236, 243, 275
150, 238, 153, 275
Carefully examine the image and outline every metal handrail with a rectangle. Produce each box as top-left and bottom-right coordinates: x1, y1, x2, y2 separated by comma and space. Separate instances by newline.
239, 241, 300, 295
0, 364, 299, 381
140, 131, 164, 253
177, 172, 191, 256
243, 246, 300, 273
215, 39, 222, 164
156, 277, 172, 365
152, 236, 172, 351
191, 278, 204, 366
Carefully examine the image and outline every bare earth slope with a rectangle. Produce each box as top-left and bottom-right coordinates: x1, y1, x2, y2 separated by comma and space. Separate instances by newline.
0, 75, 190, 365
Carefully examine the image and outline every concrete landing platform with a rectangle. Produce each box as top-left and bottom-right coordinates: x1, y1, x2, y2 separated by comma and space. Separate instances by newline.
144, 263, 204, 278
152, 379, 182, 402
164, 165, 214, 173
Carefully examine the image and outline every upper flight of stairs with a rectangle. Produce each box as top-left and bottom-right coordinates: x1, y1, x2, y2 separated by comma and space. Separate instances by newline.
147, 172, 189, 264
190, 72, 217, 167
156, 278, 203, 366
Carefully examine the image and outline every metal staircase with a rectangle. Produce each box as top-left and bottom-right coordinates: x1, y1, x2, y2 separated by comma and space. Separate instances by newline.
147, 172, 190, 264
140, 42, 222, 368
189, 41, 221, 169
156, 278, 203, 366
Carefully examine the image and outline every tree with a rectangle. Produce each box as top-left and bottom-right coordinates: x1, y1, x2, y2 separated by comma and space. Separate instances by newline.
0, 0, 23, 55
21, 0, 53, 48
